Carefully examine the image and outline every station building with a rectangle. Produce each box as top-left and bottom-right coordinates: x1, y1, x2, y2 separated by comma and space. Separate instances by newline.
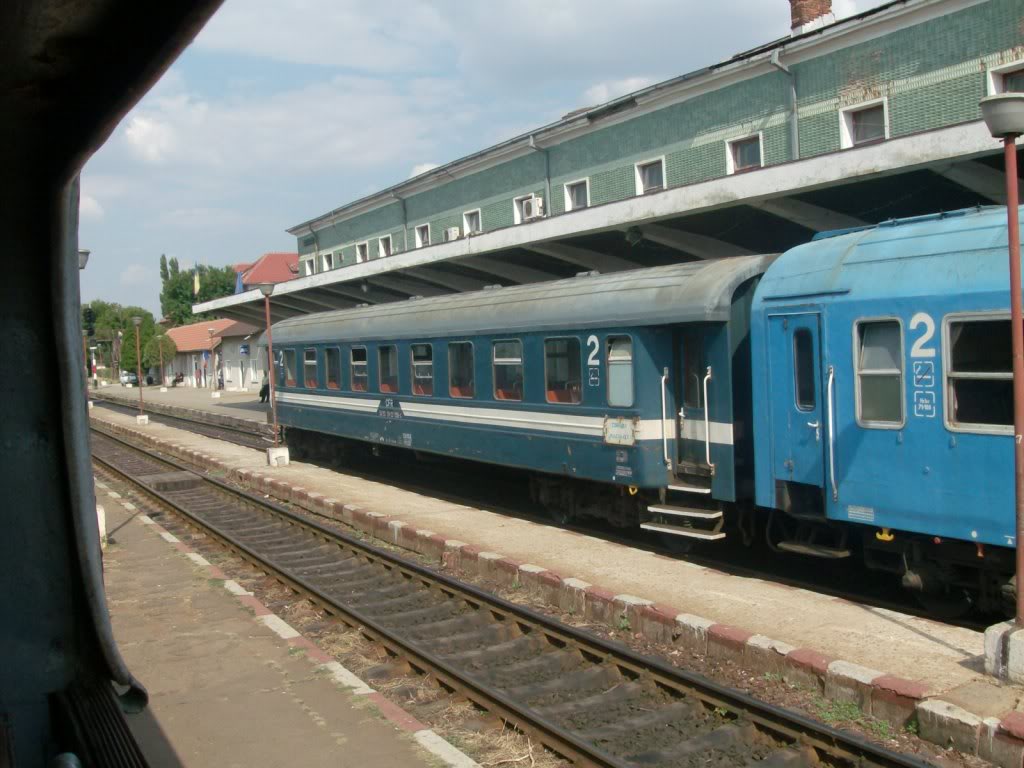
164, 318, 260, 389
196, 0, 1024, 324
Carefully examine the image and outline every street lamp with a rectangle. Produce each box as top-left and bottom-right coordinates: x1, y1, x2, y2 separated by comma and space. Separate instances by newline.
257, 282, 280, 447
132, 316, 144, 417
207, 327, 216, 391
78, 249, 91, 405
980, 92, 1024, 625
78, 249, 90, 271
157, 332, 166, 388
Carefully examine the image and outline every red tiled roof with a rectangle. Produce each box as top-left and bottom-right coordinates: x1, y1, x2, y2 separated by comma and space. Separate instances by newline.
166, 318, 260, 353
239, 252, 299, 288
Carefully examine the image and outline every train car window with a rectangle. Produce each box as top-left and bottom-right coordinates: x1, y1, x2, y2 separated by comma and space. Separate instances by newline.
545, 338, 582, 404
855, 320, 903, 426
449, 342, 475, 398
411, 344, 433, 396
683, 329, 703, 408
303, 348, 318, 388
325, 348, 341, 390
492, 340, 523, 401
379, 346, 398, 393
947, 317, 1012, 429
282, 349, 297, 387
351, 347, 368, 392
607, 336, 633, 407
793, 329, 815, 411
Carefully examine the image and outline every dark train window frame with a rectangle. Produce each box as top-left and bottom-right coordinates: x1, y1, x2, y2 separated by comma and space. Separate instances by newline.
281, 349, 297, 388
682, 327, 704, 410
378, 345, 399, 393
325, 347, 342, 391
448, 341, 475, 399
303, 347, 318, 389
410, 343, 433, 396
943, 311, 1014, 435
793, 328, 816, 412
351, 346, 368, 392
544, 336, 583, 405
492, 339, 524, 402
853, 317, 905, 429
606, 335, 634, 408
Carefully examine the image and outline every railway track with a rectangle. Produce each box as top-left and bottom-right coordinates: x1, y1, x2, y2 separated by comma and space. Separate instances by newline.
91, 425, 932, 768
92, 396, 272, 449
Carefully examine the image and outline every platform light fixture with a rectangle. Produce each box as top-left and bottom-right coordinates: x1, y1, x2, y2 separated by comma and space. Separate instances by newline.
78, 248, 91, 403
77, 248, 90, 270
979, 92, 1024, 625
256, 282, 279, 446
131, 316, 144, 416
207, 327, 216, 391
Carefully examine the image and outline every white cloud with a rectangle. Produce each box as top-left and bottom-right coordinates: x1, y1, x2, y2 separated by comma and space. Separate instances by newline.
124, 115, 178, 164
583, 77, 655, 106
409, 162, 440, 178
80, 194, 104, 220
119, 264, 149, 287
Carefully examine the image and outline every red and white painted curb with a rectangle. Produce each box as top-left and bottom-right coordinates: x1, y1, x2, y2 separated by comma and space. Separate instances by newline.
98, 483, 479, 768
94, 413, 1024, 767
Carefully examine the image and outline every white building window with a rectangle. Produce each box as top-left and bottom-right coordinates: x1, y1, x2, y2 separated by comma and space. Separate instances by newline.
634, 157, 665, 195
302, 259, 314, 276
726, 134, 763, 175
415, 224, 430, 248
463, 209, 482, 235
322, 251, 334, 271
564, 179, 590, 212
988, 60, 1024, 94
356, 242, 369, 263
840, 99, 888, 149
513, 194, 533, 225
378, 235, 393, 259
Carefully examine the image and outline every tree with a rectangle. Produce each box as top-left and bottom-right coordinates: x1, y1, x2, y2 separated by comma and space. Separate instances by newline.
116, 308, 158, 374
159, 260, 236, 325
145, 333, 177, 382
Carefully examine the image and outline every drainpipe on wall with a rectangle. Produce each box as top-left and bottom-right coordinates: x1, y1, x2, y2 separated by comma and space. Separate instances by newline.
770, 49, 800, 163
528, 135, 552, 213
392, 192, 408, 252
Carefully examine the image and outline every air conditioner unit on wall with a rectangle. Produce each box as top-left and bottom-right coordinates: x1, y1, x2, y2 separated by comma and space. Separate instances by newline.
522, 196, 544, 221
444, 226, 462, 242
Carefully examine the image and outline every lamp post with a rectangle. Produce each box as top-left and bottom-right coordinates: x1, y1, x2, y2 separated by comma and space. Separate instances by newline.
158, 332, 165, 387
980, 93, 1024, 625
207, 327, 216, 390
257, 282, 280, 447
132, 317, 144, 416
78, 249, 91, 403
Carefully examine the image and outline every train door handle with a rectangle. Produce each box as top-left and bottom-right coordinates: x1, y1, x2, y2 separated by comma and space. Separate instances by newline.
806, 420, 821, 442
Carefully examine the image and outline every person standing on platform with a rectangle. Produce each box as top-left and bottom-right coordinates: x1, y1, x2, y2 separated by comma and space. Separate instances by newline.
259, 370, 269, 403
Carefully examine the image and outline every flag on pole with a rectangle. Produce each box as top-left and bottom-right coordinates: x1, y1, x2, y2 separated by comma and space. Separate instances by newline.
193, 269, 200, 296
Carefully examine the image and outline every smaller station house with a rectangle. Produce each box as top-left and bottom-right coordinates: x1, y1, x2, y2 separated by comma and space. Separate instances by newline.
232, 252, 299, 294
165, 318, 261, 389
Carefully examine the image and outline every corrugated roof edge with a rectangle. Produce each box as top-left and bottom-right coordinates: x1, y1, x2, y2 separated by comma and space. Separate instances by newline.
287, 0, 911, 237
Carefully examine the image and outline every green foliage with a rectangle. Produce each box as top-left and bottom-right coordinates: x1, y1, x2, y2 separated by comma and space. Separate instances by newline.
160, 256, 236, 326
116, 310, 159, 374
144, 333, 177, 373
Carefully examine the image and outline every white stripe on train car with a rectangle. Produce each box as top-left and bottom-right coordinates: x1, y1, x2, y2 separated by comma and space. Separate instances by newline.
277, 391, 735, 446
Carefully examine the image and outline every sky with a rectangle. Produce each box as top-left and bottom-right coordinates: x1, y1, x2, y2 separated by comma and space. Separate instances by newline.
79, 0, 883, 316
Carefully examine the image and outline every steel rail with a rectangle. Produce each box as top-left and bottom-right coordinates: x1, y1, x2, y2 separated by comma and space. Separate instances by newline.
91, 425, 932, 768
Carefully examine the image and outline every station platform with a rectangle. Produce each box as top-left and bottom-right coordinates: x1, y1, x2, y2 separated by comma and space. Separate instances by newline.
97, 482, 464, 767
92, 382, 267, 423
90, 402, 1024, 764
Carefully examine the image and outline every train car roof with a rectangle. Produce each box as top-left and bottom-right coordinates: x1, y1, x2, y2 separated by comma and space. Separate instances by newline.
755, 206, 1020, 304
269, 254, 777, 344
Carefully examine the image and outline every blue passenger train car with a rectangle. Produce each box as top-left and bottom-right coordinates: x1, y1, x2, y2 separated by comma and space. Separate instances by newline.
268, 206, 1017, 614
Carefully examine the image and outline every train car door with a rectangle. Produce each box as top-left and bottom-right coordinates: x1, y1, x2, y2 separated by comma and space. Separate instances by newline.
767, 312, 825, 490
674, 327, 710, 476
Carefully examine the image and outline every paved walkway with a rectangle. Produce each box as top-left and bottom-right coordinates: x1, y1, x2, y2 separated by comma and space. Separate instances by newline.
98, 484, 441, 767
93, 382, 267, 422
91, 405, 1011, 718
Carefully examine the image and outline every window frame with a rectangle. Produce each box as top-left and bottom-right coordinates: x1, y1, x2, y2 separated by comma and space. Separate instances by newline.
355, 241, 369, 263
350, 345, 369, 392
302, 259, 315, 276
448, 341, 475, 399
563, 178, 590, 212
325, 346, 342, 391
942, 310, 1014, 436
987, 59, 1024, 94
840, 98, 889, 149
792, 328, 816, 412
634, 156, 667, 196
513, 194, 536, 225
605, 334, 634, 408
321, 251, 335, 272
726, 133, 764, 175
378, 344, 398, 393
543, 336, 583, 406
410, 343, 433, 397
852, 316, 905, 429
462, 209, 482, 236
414, 223, 430, 248
282, 349, 297, 388
303, 347, 319, 389
378, 235, 393, 259
491, 339, 524, 401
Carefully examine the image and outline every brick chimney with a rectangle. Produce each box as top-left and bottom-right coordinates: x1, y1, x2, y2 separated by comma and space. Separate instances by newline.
789, 0, 835, 35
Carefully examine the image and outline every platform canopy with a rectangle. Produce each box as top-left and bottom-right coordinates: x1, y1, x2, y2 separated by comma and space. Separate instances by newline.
195, 119, 1017, 327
